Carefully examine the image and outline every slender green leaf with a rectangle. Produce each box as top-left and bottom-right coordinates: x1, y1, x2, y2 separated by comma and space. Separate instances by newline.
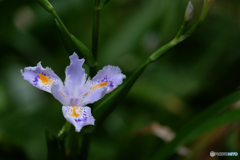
99, 0, 168, 65
152, 89, 240, 160
93, 60, 151, 123
58, 121, 71, 141
45, 129, 65, 160
36, 0, 53, 12
36, 0, 96, 67
93, 0, 214, 123
194, 109, 240, 137
55, 20, 97, 68
55, 19, 76, 54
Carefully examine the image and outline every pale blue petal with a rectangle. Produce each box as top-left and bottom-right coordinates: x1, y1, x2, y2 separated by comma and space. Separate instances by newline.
51, 83, 70, 106
21, 62, 62, 93
77, 80, 109, 106
64, 53, 87, 97
62, 106, 95, 132
92, 65, 126, 93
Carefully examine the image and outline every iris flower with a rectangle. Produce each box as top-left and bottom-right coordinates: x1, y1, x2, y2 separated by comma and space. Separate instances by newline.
21, 53, 126, 132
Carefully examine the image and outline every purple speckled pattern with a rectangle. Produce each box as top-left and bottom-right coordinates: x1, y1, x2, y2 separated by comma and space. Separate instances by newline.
62, 106, 95, 132
33, 75, 39, 86
21, 61, 62, 93
97, 76, 114, 90
92, 65, 126, 94
33, 72, 53, 86
75, 116, 87, 122
109, 82, 114, 89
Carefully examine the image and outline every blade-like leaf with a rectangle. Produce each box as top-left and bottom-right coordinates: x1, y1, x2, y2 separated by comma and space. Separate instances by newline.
93, 60, 150, 124
152, 89, 240, 160
36, 0, 96, 67
193, 109, 240, 138
55, 19, 77, 55
45, 129, 65, 160
93, 0, 214, 124
55, 20, 96, 68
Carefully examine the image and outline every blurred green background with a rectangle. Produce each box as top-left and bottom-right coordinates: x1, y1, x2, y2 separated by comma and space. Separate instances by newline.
1, 0, 240, 159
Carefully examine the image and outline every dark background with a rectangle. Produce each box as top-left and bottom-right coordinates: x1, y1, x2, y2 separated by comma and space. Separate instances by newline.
0, 0, 240, 159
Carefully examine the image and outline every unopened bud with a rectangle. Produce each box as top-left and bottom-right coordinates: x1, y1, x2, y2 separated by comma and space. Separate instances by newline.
185, 1, 194, 22
37, 0, 53, 12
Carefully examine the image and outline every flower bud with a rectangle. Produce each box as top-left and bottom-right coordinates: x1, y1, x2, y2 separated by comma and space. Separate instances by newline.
37, 0, 53, 12
185, 1, 194, 22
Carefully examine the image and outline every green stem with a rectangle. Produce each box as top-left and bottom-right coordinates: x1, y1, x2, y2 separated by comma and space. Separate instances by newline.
51, 9, 70, 36
78, 1, 101, 159
93, 0, 214, 125
149, 40, 176, 62
58, 121, 71, 141
175, 22, 186, 40
180, 21, 201, 40
51, 7, 97, 68
200, 0, 212, 23
180, 0, 213, 41
94, 59, 151, 122
79, 133, 91, 160
92, 0, 101, 59
150, 2, 210, 63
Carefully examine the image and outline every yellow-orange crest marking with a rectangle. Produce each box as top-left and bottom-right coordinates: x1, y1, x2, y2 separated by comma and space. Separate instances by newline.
91, 82, 108, 90
80, 82, 107, 102
39, 74, 54, 86
69, 106, 82, 118
61, 91, 65, 98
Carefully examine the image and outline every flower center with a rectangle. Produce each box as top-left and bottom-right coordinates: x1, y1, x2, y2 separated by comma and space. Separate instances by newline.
69, 106, 82, 118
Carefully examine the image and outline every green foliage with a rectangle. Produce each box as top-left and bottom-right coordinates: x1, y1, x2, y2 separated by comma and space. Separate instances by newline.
55, 19, 96, 68
1, 0, 240, 160
36, 0, 53, 12
153, 90, 240, 160
45, 129, 65, 160
93, 60, 150, 123
38, 0, 97, 67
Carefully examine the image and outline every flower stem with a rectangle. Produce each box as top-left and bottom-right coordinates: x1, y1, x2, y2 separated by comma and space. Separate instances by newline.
92, 0, 101, 60
149, 0, 212, 63
58, 121, 71, 141
79, 133, 91, 160
51, 9, 70, 36
93, 0, 214, 125
175, 22, 186, 40
78, 1, 101, 159
93, 59, 151, 122
50, 7, 97, 68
